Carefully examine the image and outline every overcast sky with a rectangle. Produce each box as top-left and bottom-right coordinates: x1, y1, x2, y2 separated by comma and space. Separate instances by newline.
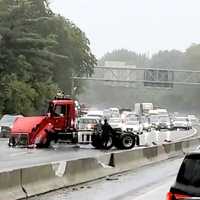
50, 0, 200, 58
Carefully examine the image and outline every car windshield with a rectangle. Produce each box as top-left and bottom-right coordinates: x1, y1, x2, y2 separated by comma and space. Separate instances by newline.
0, 116, 16, 124
79, 118, 97, 124
174, 118, 187, 122
159, 117, 170, 122
109, 119, 121, 123
126, 121, 139, 125
126, 114, 137, 119
87, 114, 102, 118
150, 116, 159, 122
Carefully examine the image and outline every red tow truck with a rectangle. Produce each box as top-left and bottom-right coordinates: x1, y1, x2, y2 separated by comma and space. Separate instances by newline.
9, 97, 139, 149
9, 97, 78, 148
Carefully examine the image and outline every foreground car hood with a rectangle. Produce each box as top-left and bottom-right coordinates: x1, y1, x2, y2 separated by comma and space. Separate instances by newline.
11, 116, 46, 133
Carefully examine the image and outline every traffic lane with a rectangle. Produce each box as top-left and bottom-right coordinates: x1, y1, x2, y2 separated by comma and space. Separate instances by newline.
29, 157, 183, 200
0, 126, 198, 171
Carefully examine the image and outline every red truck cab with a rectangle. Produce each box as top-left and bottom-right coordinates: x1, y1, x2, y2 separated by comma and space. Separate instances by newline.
9, 97, 78, 147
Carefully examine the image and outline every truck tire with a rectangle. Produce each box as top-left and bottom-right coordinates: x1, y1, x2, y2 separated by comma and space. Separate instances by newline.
8, 137, 16, 147
43, 137, 51, 148
120, 133, 135, 149
36, 132, 51, 148
101, 134, 114, 150
114, 139, 122, 149
91, 136, 102, 149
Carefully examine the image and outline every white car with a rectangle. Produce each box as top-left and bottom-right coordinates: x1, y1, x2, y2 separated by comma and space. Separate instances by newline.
86, 110, 104, 119
103, 109, 111, 120
123, 120, 143, 134
188, 115, 199, 125
149, 115, 160, 130
77, 116, 100, 144
109, 118, 123, 129
172, 117, 192, 130
78, 116, 100, 130
109, 107, 120, 117
0, 114, 23, 137
121, 111, 131, 121
141, 116, 151, 132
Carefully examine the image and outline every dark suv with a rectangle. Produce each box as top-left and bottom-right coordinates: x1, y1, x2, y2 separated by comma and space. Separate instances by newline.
167, 152, 200, 199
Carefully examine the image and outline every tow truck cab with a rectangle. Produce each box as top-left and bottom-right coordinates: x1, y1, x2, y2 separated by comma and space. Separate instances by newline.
9, 98, 78, 147
48, 98, 77, 131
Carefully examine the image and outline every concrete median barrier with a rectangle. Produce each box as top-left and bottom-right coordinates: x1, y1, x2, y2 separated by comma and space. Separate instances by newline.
0, 169, 25, 200
143, 145, 168, 162
163, 141, 183, 158
62, 157, 113, 185
21, 162, 66, 197
21, 156, 114, 197
109, 149, 147, 172
106, 145, 168, 173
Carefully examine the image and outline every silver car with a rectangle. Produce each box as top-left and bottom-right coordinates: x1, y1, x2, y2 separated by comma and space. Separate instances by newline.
0, 114, 23, 137
172, 117, 192, 130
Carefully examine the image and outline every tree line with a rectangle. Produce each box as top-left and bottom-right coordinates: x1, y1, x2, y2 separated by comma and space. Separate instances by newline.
0, 0, 97, 115
99, 46, 200, 70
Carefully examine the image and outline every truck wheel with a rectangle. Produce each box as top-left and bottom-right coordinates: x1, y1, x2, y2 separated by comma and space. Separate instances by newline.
8, 137, 16, 147
101, 135, 113, 150
120, 133, 135, 149
36, 133, 51, 148
91, 133, 102, 149
43, 137, 51, 148
114, 139, 122, 149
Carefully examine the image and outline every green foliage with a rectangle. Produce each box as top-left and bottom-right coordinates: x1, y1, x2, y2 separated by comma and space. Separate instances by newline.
0, 0, 96, 115
150, 50, 184, 69
184, 44, 200, 69
99, 49, 149, 66
2, 75, 38, 115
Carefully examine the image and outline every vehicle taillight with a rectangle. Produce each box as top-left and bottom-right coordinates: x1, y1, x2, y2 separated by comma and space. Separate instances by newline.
166, 192, 173, 200
166, 192, 191, 200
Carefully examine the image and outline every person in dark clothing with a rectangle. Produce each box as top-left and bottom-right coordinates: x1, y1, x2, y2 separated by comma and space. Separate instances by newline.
95, 119, 103, 133
101, 118, 114, 147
